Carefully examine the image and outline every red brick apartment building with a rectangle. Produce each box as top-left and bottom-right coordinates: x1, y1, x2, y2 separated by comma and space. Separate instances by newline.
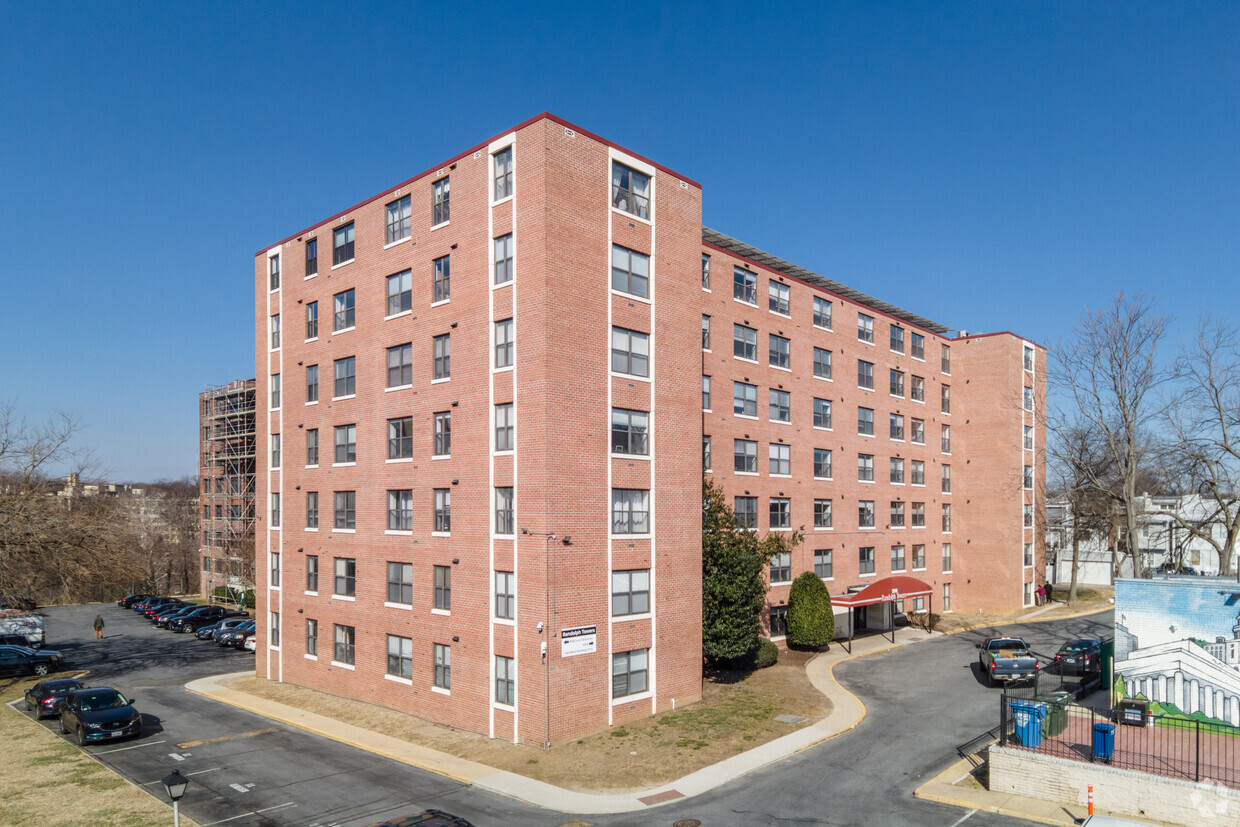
252, 113, 1045, 746
200, 380, 257, 598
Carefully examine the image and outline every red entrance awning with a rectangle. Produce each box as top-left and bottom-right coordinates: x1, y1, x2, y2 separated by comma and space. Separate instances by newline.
832, 575, 934, 608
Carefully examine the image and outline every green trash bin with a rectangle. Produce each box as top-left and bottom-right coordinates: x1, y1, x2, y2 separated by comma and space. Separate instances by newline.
1041, 691, 1071, 737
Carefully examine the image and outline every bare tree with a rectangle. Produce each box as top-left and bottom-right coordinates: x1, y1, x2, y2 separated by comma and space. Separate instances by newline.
1051, 292, 1171, 578
1048, 422, 1115, 600
1163, 318, 1240, 578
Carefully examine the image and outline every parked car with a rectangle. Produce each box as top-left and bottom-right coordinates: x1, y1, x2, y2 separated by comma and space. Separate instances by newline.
1156, 562, 1199, 576
0, 610, 44, 648
364, 810, 475, 827
153, 605, 200, 629
1054, 638, 1103, 677
142, 598, 187, 618
117, 593, 153, 608
196, 617, 251, 640
216, 620, 256, 648
58, 688, 142, 745
172, 606, 246, 633
132, 596, 175, 613
24, 678, 87, 718
976, 637, 1039, 686
244, 635, 257, 653
0, 645, 64, 677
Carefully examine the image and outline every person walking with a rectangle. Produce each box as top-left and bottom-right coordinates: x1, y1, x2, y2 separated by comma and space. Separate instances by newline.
1035, 584, 1046, 606
93, 613, 105, 640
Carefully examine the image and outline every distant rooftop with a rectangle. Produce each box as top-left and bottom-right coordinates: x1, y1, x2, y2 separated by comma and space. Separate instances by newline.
703, 228, 953, 335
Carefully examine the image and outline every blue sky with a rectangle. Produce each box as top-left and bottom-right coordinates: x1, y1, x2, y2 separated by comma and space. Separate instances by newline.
1, 2, 1236, 482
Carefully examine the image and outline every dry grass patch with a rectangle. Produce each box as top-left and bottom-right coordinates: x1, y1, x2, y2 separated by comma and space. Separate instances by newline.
0, 674, 199, 827
931, 587, 1114, 635
228, 646, 830, 792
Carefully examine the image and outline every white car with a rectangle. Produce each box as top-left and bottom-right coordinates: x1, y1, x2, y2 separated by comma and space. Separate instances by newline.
243, 636, 257, 653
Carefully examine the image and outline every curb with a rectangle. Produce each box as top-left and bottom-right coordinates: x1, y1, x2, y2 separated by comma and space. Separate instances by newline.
913, 757, 1082, 826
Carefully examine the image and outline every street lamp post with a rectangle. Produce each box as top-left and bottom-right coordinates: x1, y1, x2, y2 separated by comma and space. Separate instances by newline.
161, 769, 188, 827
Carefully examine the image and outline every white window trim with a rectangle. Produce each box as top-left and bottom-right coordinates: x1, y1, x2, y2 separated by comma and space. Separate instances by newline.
385, 310, 413, 322
386, 458, 413, 464
332, 528, 356, 535
431, 685, 451, 695
610, 612, 652, 623
383, 238, 411, 251
384, 601, 413, 610
332, 594, 356, 601
332, 394, 356, 402
431, 298, 450, 308
493, 617, 515, 627
384, 530, 413, 537
304, 653, 318, 660
304, 590, 318, 597
431, 377, 450, 385
384, 674, 414, 686
331, 661, 356, 670
611, 690, 652, 706
609, 371, 652, 384
384, 384, 414, 393
431, 608, 450, 616
611, 288, 652, 306
332, 325, 355, 336
330, 259, 354, 271
430, 220, 451, 232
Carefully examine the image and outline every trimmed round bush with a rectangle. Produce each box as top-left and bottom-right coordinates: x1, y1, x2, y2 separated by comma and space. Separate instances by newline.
753, 637, 779, 669
786, 571, 834, 647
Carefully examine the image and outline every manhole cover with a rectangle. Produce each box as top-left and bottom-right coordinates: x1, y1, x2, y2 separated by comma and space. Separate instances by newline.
673, 820, 702, 827
775, 714, 807, 724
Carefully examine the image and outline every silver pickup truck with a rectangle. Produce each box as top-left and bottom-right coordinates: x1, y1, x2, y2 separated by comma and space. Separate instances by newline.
977, 636, 1040, 686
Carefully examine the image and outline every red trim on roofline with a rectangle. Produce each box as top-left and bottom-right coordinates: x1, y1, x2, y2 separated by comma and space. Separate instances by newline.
256, 112, 701, 257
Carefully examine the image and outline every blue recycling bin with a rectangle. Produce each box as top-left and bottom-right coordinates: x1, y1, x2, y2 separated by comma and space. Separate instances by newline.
1010, 700, 1047, 748
1093, 722, 1115, 763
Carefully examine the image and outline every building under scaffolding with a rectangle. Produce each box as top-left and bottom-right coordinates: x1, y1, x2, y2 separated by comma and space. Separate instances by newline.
199, 380, 256, 603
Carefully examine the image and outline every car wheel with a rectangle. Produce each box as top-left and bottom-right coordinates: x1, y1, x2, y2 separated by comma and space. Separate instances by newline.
76, 727, 88, 747
33, 663, 49, 676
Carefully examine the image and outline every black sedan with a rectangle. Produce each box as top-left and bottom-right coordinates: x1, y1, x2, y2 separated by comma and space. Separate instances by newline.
172, 606, 245, 633
117, 593, 153, 608
1054, 638, 1103, 676
196, 617, 250, 640
153, 605, 200, 628
216, 620, 256, 648
59, 688, 142, 745
25, 678, 87, 718
0, 645, 64, 677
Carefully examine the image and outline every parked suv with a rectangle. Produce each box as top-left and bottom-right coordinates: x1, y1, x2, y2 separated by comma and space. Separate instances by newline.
172, 606, 245, 633
59, 688, 142, 745
0, 645, 64, 677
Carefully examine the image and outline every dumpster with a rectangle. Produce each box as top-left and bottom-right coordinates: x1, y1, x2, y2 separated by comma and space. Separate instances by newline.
1093, 722, 1115, 763
1040, 691, 1071, 737
1010, 700, 1047, 748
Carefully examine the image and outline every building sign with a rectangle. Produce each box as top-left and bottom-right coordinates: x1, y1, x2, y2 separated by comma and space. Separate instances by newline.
560, 625, 597, 657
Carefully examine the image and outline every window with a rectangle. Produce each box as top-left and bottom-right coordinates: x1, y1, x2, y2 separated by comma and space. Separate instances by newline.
332, 223, 354, 266
859, 500, 875, 528
890, 369, 905, 397
859, 546, 875, 574
386, 270, 412, 316
890, 326, 904, 353
269, 549, 281, 587
387, 635, 413, 679
858, 454, 874, 481
734, 439, 757, 473
733, 266, 756, 304
858, 360, 874, 390
493, 488, 513, 533
813, 296, 832, 329
943, 544, 952, 571
769, 443, 790, 475
334, 557, 356, 596
912, 544, 926, 569
814, 549, 833, 578
891, 545, 906, 571
769, 281, 790, 315
612, 489, 650, 534
770, 551, 791, 581
701, 254, 711, 289
769, 389, 790, 422
271, 434, 281, 468
432, 177, 450, 225
769, 334, 790, 369
333, 357, 355, 397
890, 501, 905, 528
770, 498, 791, 529
270, 314, 281, 349
943, 582, 951, 612
702, 375, 711, 410
703, 435, 712, 471
433, 643, 451, 689
431, 333, 450, 380
1024, 543, 1034, 567
387, 561, 413, 604
305, 555, 319, 591
941, 465, 951, 494
434, 565, 451, 610
858, 406, 874, 435
306, 618, 318, 655
388, 416, 412, 460
733, 381, 757, 417
432, 255, 450, 303
611, 162, 649, 219
495, 318, 514, 368
386, 195, 411, 244
911, 502, 925, 527
305, 429, 319, 466
496, 656, 515, 706
611, 327, 649, 377
702, 315, 711, 350
493, 147, 513, 200
814, 448, 832, 479
858, 313, 874, 343
334, 491, 356, 530
941, 425, 951, 453
306, 492, 318, 529
911, 375, 925, 402
769, 606, 788, 637
733, 324, 757, 361
270, 373, 281, 409
812, 347, 832, 380
911, 332, 925, 360
495, 571, 515, 619
495, 403, 514, 451
433, 489, 451, 533
942, 503, 952, 532
305, 365, 318, 403
911, 460, 925, 486
941, 384, 951, 414
305, 239, 317, 277
814, 498, 833, 528
494, 234, 513, 285
813, 397, 832, 429
433, 411, 451, 456
611, 408, 648, 455
611, 245, 649, 298
1024, 386, 1034, 412
612, 649, 648, 698
334, 424, 356, 464
387, 490, 413, 531
910, 419, 925, 445
334, 624, 355, 665
1024, 503, 1033, 527
1024, 425, 1034, 450
941, 344, 951, 374
890, 414, 905, 441
734, 496, 757, 529
383, 343, 412, 389
305, 301, 318, 339
890, 457, 905, 484
612, 569, 650, 616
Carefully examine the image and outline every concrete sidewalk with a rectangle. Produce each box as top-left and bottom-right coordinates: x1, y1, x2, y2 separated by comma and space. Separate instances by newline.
915, 757, 1089, 826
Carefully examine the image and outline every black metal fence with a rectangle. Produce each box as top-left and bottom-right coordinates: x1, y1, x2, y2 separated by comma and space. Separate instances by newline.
998, 695, 1240, 790
998, 657, 1101, 701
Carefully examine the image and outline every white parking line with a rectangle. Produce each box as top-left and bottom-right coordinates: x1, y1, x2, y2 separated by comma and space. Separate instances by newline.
143, 768, 221, 787
93, 739, 167, 755
200, 802, 296, 825
948, 809, 978, 827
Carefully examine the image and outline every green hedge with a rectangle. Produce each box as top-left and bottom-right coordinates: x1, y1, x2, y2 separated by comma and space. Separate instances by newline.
786, 571, 834, 647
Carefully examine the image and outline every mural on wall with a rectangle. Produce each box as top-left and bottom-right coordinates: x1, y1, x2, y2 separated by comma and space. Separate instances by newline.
1114, 577, 1240, 726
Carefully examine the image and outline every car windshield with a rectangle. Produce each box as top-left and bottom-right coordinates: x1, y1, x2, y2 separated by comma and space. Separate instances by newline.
1060, 641, 1096, 652
80, 692, 129, 712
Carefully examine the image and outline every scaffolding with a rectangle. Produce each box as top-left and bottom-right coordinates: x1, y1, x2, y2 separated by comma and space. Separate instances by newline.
199, 380, 257, 603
